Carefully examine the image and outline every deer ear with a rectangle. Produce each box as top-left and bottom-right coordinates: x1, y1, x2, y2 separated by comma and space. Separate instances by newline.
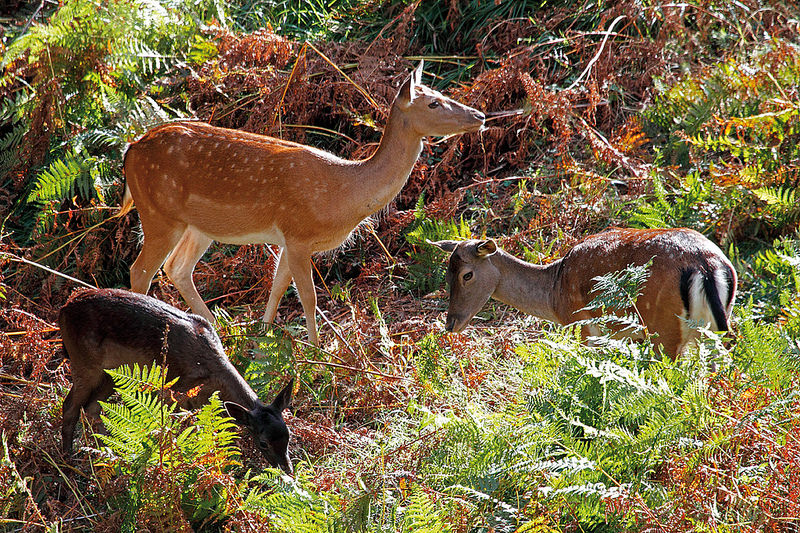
224, 401, 252, 426
414, 60, 424, 85
476, 239, 498, 258
396, 68, 417, 108
428, 239, 459, 253
271, 378, 294, 413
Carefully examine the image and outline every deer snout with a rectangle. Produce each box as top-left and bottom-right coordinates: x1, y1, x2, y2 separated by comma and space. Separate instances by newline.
445, 314, 467, 333
278, 453, 294, 475
468, 110, 486, 132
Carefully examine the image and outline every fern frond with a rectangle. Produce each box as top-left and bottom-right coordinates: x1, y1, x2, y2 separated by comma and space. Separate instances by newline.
402, 491, 454, 533
177, 393, 240, 463
583, 259, 652, 313
27, 150, 98, 204
405, 211, 473, 294
96, 364, 180, 456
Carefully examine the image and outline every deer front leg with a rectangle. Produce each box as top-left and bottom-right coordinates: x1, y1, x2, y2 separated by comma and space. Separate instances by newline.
285, 245, 319, 346
163, 228, 214, 322
263, 248, 292, 324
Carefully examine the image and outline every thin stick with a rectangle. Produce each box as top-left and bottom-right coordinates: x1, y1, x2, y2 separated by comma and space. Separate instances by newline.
566, 15, 627, 91
368, 226, 396, 265
2, 252, 96, 289
14, 215, 111, 266
271, 42, 308, 132
280, 123, 359, 144
16, 0, 45, 37
484, 109, 525, 122
296, 358, 411, 382
305, 41, 382, 113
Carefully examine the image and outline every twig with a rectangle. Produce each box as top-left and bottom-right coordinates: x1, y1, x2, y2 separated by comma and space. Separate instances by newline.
484, 109, 525, 121
280, 123, 358, 144
305, 41, 382, 113
296, 358, 411, 382
16, 0, 45, 47
2, 252, 96, 289
566, 15, 627, 91
456, 174, 536, 193
0, 374, 55, 388
271, 42, 308, 132
368, 226, 396, 265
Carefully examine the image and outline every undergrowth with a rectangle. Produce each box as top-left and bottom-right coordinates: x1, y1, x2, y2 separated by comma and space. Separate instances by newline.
2, 0, 800, 530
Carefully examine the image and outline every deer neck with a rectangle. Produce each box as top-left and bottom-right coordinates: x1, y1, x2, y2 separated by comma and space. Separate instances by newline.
492, 251, 563, 324
215, 360, 260, 408
348, 106, 424, 219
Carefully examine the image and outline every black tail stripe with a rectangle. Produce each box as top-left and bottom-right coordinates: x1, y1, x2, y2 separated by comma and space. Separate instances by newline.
679, 268, 693, 316
703, 270, 730, 332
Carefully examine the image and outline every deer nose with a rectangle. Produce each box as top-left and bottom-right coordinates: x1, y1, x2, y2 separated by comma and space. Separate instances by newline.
280, 456, 294, 475
473, 110, 485, 123
445, 315, 456, 332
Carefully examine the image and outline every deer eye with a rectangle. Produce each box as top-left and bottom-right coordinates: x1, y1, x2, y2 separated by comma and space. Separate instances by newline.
463, 272, 473, 282
428, 101, 440, 109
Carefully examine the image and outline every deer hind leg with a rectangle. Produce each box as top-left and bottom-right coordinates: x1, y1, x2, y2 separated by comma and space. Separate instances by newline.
285, 245, 319, 346
262, 247, 292, 324
83, 374, 116, 420
131, 215, 186, 295
163, 227, 214, 322
62, 371, 109, 454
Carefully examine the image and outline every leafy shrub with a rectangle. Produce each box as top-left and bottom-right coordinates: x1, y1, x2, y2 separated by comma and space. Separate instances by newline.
93, 364, 245, 530
403, 196, 472, 295
640, 42, 800, 239
737, 236, 800, 322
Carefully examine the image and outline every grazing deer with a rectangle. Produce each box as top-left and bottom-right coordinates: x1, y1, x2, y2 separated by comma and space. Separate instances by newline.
431, 228, 737, 358
119, 61, 485, 345
59, 288, 294, 473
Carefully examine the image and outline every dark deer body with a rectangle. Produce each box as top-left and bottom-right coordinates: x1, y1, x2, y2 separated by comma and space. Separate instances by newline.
59, 288, 293, 473
433, 228, 737, 358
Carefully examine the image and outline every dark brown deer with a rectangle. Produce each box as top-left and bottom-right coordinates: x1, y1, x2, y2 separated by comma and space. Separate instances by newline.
59, 288, 294, 473
119, 61, 485, 346
432, 228, 737, 358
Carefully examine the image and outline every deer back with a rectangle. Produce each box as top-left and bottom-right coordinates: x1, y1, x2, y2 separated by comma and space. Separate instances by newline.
432, 228, 736, 357
60, 288, 233, 393
554, 228, 736, 330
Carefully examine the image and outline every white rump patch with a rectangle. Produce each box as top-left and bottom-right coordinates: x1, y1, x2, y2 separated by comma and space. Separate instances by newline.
687, 269, 728, 330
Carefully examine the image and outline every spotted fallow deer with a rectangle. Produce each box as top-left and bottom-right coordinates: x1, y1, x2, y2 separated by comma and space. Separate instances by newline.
432, 228, 737, 358
59, 288, 294, 473
119, 61, 485, 345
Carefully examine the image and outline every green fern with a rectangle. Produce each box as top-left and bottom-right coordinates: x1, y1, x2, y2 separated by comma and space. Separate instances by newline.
584, 259, 652, 313
401, 491, 454, 533
94, 363, 247, 529
629, 172, 715, 231
0, 90, 32, 181
412, 334, 454, 394
404, 196, 473, 294
752, 185, 800, 227
739, 237, 800, 321
733, 304, 800, 390
26, 150, 103, 204
97, 363, 181, 458
242, 468, 340, 532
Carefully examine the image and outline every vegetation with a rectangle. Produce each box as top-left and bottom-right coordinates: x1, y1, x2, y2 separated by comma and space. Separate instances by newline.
2, 0, 799, 530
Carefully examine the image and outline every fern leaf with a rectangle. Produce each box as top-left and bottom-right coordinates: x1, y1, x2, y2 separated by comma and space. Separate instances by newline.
27, 150, 98, 204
